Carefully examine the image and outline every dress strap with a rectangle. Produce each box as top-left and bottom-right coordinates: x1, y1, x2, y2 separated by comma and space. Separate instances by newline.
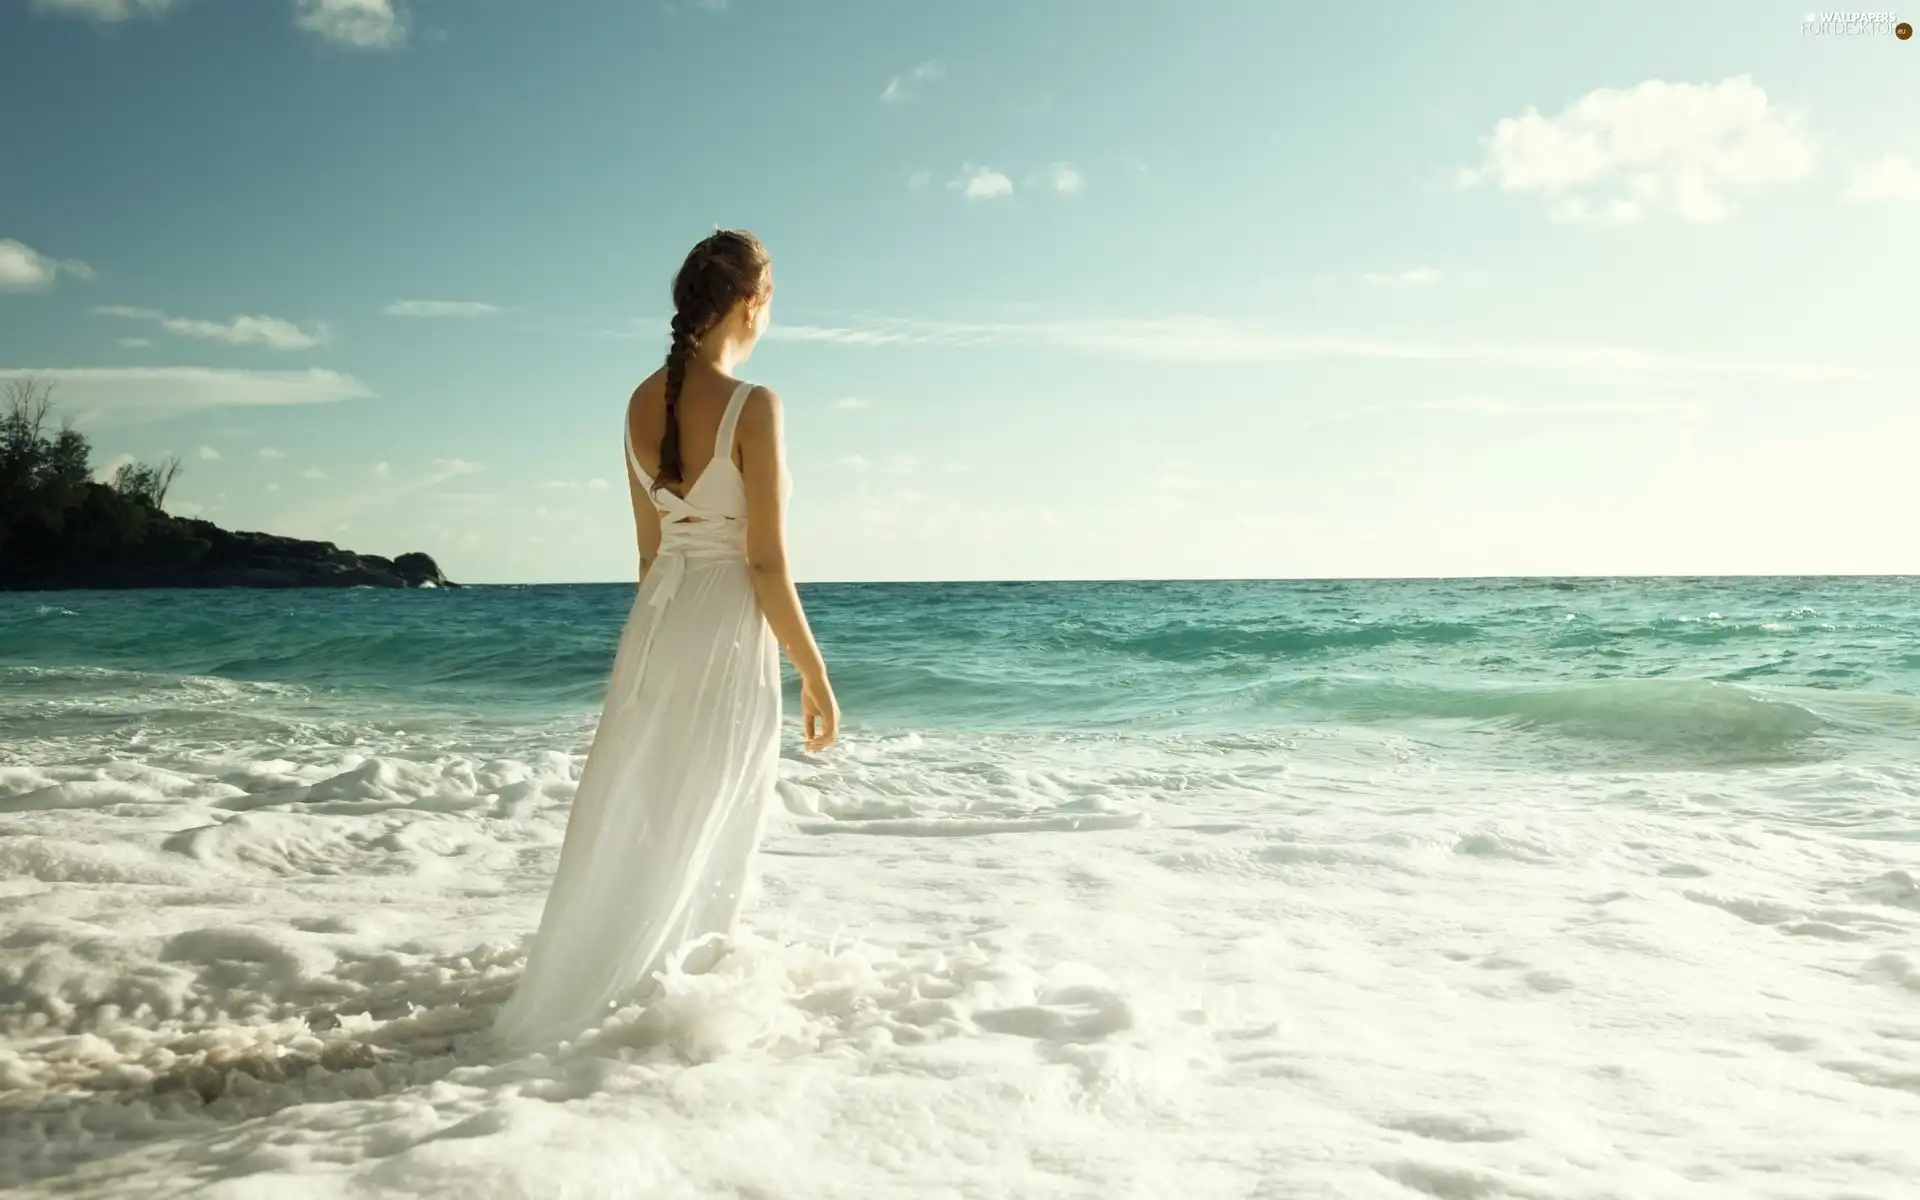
623, 405, 647, 484
713, 381, 753, 466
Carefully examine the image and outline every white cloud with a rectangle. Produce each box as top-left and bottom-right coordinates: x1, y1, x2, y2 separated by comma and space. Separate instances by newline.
1845, 154, 1920, 203
372, 461, 390, 478
95, 305, 327, 351
1457, 76, 1814, 223
197, 445, 221, 460
118, 337, 152, 348
0, 367, 372, 423
881, 61, 943, 105
30, 0, 175, 23
293, 0, 405, 49
301, 467, 328, 481
265, 482, 280, 493
1309, 395, 1707, 428
880, 455, 919, 475
1048, 163, 1085, 195
434, 457, 485, 475
258, 446, 287, 459
0, 239, 93, 292
384, 299, 504, 318
92, 452, 137, 483
838, 454, 872, 471
953, 165, 1014, 201
39, 0, 410, 46
834, 396, 873, 410
542, 477, 611, 491
1363, 267, 1442, 286
766, 315, 1864, 381
907, 171, 932, 191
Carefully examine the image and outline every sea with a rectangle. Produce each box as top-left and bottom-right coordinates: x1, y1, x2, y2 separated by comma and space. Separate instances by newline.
2, 577, 1917, 1198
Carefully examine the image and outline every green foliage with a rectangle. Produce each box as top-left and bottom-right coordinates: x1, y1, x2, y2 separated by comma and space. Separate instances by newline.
109, 457, 183, 509
0, 376, 179, 583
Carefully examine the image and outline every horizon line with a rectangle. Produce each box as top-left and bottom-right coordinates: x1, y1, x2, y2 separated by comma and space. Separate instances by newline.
449, 571, 1920, 587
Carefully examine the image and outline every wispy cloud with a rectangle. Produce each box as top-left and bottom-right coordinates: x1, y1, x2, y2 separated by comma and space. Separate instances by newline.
834, 396, 873, 410
1457, 76, 1814, 223
118, 337, 152, 348
197, 445, 222, 460
372, 461, 390, 478
95, 305, 328, 351
907, 171, 932, 191
301, 467, 328, 481
541, 477, 611, 491
881, 60, 943, 105
765, 315, 1866, 380
280, 456, 486, 537
0, 367, 372, 423
384, 299, 505, 318
953, 165, 1013, 201
29, 0, 176, 24
0, 238, 94, 292
293, 0, 406, 49
1309, 395, 1709, 428
1047, 163, 1085, 195
39, 0, 406, 46
1845, 154, 1920, 203
1363, 267, 1441, 287
258, 446, 287, 459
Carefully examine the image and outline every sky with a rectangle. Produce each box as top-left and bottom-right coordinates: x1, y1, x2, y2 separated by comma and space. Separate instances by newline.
1, 0, 1916, 583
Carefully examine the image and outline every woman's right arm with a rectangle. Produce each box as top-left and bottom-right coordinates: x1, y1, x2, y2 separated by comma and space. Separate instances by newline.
738, 385, 838, 750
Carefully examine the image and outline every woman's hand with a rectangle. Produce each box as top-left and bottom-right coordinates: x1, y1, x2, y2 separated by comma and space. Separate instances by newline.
800, 671, 839, 752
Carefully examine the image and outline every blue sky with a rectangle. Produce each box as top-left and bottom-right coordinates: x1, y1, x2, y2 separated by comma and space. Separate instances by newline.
2, 0, 1916, 582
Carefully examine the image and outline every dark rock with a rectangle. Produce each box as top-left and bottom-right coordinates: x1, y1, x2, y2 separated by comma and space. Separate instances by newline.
392, 552, 449, 588
1, 510, 459, 591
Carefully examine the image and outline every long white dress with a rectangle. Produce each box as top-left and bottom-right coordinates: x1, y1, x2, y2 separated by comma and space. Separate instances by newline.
494, 380, 785, 1050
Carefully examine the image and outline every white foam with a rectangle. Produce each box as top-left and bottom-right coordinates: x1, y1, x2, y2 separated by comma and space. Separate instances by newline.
2, 713, 1918, 1196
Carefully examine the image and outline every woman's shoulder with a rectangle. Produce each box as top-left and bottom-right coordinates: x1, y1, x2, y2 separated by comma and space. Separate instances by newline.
735, 381, 783, 430
629, 368, 667, 405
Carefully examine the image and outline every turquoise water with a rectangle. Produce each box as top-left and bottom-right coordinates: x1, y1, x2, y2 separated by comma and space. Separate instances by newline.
5, 577, 1917, 763
6, 577, 1920, 1193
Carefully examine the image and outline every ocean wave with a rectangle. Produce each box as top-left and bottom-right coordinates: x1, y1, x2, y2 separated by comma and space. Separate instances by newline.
1034, 617, 1486, 662
1256, 675, 1841, 760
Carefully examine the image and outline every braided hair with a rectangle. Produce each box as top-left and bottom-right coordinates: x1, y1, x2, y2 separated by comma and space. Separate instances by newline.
657, 229, 771, 491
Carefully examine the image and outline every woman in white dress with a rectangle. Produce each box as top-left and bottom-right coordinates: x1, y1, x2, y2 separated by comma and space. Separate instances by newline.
494, 229, 839, 1049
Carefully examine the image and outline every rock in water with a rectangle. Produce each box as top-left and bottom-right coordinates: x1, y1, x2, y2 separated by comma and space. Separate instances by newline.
392, 552, 449, 588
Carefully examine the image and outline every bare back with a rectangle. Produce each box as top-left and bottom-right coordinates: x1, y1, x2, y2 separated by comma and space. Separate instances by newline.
626, 363, 747, 499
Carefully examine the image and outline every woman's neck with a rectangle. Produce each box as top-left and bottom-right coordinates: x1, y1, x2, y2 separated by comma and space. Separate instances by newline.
692, 333, 749, 375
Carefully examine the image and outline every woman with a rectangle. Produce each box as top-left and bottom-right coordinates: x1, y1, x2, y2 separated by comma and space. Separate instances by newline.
494, 229, 838, 1049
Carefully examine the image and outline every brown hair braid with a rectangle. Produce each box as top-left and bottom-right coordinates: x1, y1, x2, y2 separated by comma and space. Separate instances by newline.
657, 229, 771, 491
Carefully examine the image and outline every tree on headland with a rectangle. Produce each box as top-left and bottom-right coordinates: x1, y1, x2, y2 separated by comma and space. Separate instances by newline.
109, 456, 183, 510
0, 375, 192, 581
1, 376, 452, 589
4, 375, 159, 506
